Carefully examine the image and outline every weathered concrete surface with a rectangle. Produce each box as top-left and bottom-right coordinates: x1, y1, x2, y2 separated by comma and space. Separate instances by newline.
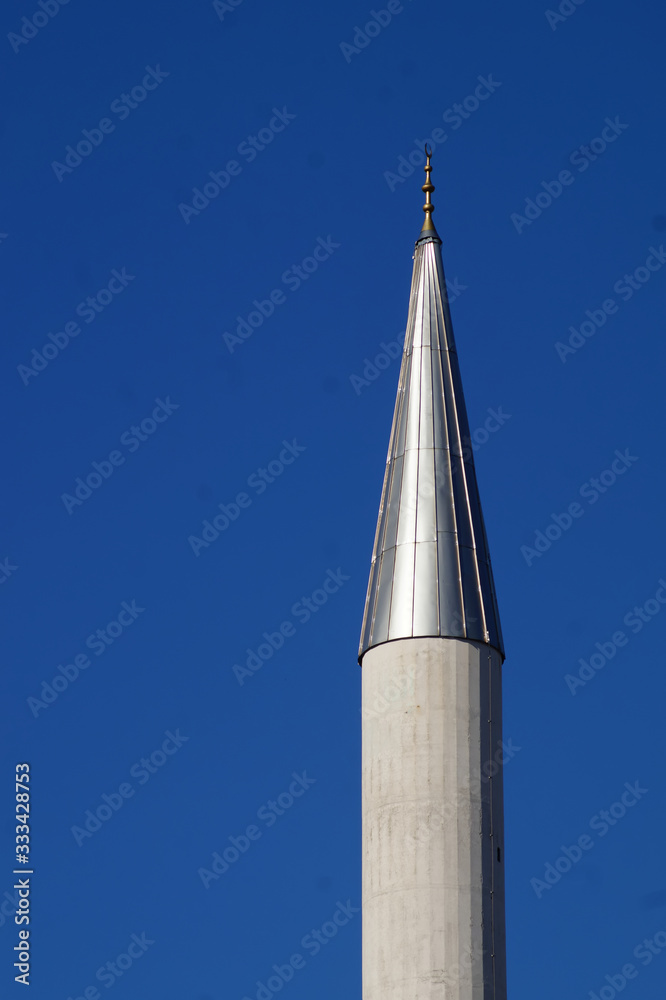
362, 637, 506, 1000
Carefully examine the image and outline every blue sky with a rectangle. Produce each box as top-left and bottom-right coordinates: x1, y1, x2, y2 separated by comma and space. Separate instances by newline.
2, 0, 666, 997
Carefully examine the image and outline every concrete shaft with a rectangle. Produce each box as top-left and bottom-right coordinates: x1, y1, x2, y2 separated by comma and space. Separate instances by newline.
362, 637, 506, 1000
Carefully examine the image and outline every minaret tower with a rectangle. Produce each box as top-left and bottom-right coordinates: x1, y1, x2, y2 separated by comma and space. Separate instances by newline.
359, 149, 507, 1000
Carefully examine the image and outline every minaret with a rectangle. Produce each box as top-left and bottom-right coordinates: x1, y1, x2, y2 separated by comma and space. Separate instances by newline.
359, 148, 507, 1000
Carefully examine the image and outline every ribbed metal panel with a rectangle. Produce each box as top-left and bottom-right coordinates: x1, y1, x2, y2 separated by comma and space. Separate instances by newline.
359, 233, 504, 662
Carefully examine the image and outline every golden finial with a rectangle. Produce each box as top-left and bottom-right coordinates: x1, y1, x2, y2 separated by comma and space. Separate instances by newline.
420, 144, 436, 234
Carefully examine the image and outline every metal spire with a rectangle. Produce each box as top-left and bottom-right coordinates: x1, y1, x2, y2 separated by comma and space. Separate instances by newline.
359, 150, 504, 662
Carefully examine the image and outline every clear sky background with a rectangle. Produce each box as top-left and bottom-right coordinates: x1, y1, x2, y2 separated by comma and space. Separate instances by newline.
2, 0, 666, 997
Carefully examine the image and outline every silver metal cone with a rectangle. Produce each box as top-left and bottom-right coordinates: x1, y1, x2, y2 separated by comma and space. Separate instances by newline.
359, 232, 504, 662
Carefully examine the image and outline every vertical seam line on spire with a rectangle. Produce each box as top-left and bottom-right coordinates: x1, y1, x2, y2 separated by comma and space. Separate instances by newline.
429, 255, 441, 637
431, 257, 449, 640
411, 245, 426, 638
432, 246, 465, 634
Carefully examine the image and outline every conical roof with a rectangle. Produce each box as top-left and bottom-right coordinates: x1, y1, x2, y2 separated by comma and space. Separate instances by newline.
359, 153, 504, 662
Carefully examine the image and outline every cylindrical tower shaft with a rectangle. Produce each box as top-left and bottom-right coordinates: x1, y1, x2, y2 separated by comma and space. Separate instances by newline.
362, 637, 506, 1000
